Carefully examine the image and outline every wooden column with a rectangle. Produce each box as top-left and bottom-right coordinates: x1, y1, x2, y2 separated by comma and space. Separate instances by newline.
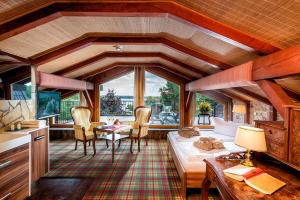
184, 91, 196, 127
246, 101, 250, 124
134, 67, 145, 107
94, 82, 100, 122
272, 107, 278, 121
180, 84, 186, 128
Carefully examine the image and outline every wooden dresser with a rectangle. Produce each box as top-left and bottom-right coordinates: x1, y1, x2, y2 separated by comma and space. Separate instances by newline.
255, 105, 300, 171
0, 144, 30, 200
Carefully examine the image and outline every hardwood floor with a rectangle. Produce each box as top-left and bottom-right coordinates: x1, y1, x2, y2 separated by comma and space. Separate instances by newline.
29, 178, 93, 200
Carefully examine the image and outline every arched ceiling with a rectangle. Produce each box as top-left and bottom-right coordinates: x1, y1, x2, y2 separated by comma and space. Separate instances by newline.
0, 0, 299, 101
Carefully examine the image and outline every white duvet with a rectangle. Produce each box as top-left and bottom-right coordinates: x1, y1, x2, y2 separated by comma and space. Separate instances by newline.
168, 130, 245, 173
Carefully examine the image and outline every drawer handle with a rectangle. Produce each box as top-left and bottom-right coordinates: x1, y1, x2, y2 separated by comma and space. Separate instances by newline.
34, 135, 45, 141
0, 160, 11, 169
0, 192, 11, 200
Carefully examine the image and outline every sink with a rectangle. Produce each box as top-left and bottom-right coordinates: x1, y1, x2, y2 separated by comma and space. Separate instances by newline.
0, 133, 31, 153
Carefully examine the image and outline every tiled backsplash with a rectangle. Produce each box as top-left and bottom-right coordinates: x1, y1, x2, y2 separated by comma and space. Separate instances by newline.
0, 100, 33, 130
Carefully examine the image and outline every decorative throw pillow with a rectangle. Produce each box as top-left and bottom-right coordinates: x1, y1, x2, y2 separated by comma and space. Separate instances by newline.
178, 127, 200, 138
194, 137, 225, 151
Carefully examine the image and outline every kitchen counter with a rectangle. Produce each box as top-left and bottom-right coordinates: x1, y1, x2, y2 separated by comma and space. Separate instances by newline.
0, 133, 31, 153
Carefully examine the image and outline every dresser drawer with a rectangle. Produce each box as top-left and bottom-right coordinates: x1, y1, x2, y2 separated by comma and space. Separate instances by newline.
266, 139, 287, 161
264, 126, 286, 144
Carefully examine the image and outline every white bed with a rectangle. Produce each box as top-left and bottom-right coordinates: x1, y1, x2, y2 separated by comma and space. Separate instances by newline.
167, 118, 246, 199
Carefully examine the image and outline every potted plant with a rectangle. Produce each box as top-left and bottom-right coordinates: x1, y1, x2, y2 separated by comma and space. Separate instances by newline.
199, 101, 212, 114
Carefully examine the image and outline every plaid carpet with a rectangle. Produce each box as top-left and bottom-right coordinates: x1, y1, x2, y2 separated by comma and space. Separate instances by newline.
46, 139, 219, 200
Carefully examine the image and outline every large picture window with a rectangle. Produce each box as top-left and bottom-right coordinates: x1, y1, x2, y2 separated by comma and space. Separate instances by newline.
100, 72, 135, 124
144, 71, 180, 125
194, 93, 223, 125
56, 92, 80, 124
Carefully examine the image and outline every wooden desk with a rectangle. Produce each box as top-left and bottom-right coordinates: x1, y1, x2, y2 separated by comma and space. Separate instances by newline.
202, 157, 300, 200
94, 125, 131, 163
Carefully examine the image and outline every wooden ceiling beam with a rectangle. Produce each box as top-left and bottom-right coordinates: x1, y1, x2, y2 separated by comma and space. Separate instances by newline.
31, 34, 230, 71
186, 61, 255, 91
94, 66, 134, 85
145, 66, 187, 85
55, 51, 207, 77
216, 90, 249, 104
0, 2, 279, 54
232, 87, 270, 105
257, 80, 294, 120
37, 72, 94, 90
0, 50, 30, 64
252, 44, 300, 80
78, 62, 193, 81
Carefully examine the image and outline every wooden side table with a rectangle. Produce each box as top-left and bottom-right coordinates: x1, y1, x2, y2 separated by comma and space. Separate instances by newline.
93, 125, 131, 163
201, 157, 300, 200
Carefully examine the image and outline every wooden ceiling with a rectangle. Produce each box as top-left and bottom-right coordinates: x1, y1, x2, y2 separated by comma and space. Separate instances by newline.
0, 0, 299, 102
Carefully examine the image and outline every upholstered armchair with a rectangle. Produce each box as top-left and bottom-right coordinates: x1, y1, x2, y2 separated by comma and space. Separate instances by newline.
129, 106, 152, 153
71, 106, 105, 155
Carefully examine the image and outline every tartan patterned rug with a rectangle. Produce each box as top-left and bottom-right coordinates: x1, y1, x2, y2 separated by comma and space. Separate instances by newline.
46, 139, 219, 200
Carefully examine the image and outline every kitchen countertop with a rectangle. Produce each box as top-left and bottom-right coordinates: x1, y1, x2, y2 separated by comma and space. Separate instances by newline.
2, 125, 48, 134
0, 133, 31, 153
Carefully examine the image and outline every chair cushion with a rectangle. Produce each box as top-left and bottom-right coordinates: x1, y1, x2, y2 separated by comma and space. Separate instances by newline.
72, 107, 91, 131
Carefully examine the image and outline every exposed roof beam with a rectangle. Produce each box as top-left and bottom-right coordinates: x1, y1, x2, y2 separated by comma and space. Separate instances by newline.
252, 44, 300, 80
78, 62, 193, 81
54, 51, 207, 77
0, 2, 279, 54
186, 61, 255, 91
199, 90, 232, 103
37, 72, 93, 90
0, 50, 30, 64
217, 90, 249, 104
186, 43, 300, 95
257, 80, 294, 120
232, 87, 270, 105
145, 66, 187, 85
94, 67, 134, 85
31, 34, 231, 70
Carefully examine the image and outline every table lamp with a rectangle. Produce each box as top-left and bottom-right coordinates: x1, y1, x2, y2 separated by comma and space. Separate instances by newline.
232, 104, 246, 114
234, 126, 267, 167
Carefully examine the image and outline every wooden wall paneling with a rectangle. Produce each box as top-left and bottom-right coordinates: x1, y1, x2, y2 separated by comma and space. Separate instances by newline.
0, 2, 279, 54
257, 80, 294, 121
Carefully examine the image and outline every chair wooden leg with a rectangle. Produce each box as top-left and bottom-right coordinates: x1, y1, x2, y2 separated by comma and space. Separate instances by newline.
75, 140, 78, 150
89, 140, 91, 146
138, 138, 141, 152
145, 138, 148, 146
83, 141, 87, 156
92, 139, 96, 156
106, 139, 109, 148
130, 137, 133, 154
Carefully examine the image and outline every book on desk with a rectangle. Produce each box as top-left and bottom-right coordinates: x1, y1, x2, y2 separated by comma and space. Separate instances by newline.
223, 164, 286, 194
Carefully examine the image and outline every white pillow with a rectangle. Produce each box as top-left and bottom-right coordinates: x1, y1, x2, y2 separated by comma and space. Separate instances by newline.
213, 117, 238, 137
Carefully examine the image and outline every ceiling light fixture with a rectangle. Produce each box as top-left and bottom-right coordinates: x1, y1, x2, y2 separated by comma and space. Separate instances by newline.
114, 45, 123, 52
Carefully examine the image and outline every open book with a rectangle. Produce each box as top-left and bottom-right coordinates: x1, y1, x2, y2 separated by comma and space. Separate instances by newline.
223, 164, 286, 194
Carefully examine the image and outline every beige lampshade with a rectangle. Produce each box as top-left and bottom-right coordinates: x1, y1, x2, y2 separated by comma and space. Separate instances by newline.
234, 126, 267, 152
232, 104, 246, 114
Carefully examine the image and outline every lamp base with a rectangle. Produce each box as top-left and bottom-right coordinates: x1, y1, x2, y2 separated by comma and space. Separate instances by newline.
241, 149, 254, 167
